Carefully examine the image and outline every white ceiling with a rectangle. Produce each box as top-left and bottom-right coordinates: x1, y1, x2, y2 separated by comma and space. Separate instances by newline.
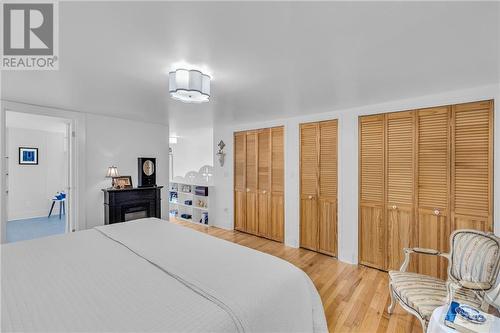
6, 111, 68, 134
2, 1, 498, 130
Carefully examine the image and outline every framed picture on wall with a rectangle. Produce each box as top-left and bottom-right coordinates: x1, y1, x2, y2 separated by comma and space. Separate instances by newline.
19, 147, 38, 165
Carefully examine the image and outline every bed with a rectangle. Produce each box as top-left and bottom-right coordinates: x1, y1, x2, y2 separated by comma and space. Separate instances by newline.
1, 218, 327, 332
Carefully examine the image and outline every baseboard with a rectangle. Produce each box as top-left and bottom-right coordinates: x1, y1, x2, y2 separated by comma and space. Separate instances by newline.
7, 209, 53, 221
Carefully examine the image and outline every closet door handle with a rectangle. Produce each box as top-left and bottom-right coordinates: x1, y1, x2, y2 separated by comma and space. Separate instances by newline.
308, 195, 313, 200
433, 209, 440, 216
262, 190, 267, 194
392, 205, 397, 210
246, 188, 250, 192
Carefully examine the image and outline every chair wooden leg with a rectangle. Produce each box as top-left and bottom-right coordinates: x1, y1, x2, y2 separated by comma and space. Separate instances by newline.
59, 201, 62, 219
480, 301, 489, 312
388, 282, 396, 314
419, 317, 428, 333
48, 201, 55, 218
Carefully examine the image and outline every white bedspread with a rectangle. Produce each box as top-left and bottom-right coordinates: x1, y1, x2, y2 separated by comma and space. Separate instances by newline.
2, 218, 327, 332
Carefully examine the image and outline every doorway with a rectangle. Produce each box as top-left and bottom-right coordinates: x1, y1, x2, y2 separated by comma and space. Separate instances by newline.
4, 111, 72, 242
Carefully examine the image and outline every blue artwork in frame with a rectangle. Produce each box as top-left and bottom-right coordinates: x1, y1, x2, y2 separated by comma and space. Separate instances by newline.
19, 147, 38, 165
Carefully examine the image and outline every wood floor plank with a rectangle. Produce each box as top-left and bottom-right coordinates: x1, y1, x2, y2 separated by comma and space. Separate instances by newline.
171, 219, 422, 332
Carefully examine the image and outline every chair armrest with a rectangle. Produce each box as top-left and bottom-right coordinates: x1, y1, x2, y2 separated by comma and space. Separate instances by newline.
399, 247, 449, 272
446, 280, 491, 309
411, 247, 440, 255
458, 280, 492, 291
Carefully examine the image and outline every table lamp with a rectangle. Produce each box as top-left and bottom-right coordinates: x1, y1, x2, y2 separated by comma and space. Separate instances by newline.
106, 166, 119, 188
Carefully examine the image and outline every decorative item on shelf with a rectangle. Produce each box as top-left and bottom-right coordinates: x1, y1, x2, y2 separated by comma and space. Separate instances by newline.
195, 186, 209, 196
138, 157, 156, 187
216, 140, 226, 167
169, 209, 178, 218
19, 147, 38, 165
169, 191, 178, 203
197, 199, 207, 208
184, 200, 192, 206
169, 69, 210, 103
105, 166, 119, 188
180, 213, 192, 220
112, 176, 133, 189
181, 184, 192, 193
200, 212, 208, 225
170, 183, 178, 191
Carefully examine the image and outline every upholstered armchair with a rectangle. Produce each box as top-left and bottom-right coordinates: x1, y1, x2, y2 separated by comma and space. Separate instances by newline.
387, 229, 500, 332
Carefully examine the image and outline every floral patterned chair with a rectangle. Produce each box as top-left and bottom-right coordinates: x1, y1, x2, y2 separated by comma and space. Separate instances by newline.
387, 229, 500, 332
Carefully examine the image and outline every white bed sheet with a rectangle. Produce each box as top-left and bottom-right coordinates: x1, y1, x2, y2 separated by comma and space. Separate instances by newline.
2, 218, 327, 332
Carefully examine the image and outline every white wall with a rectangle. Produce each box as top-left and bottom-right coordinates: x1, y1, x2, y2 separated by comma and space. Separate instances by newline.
170, 127, 213, 179
85, 113, 169, 228
212, 84, 500, 265
7, 127, 68, 220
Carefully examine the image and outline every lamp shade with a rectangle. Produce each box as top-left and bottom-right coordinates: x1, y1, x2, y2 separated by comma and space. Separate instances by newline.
105, 166, 119, 178
169, 69, 210, 103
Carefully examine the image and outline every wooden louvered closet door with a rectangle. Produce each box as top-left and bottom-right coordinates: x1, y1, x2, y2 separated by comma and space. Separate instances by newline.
318, 120, 338, 256
257, 129, 271, 237
359, 100, 493, 274
300, 123, 319, 251
233, 126, 284, 242
234, 132, 246, 232
451, 101, 493, 232
245, 131, 259, 235
416, 106, 450, 279
359, 115, 386, 269
270, 126, 284, 242
386, 111, 416, 271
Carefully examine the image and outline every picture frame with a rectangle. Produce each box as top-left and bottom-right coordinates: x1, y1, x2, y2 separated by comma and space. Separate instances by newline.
19, 147, 38, 165
112, 176, 133, 189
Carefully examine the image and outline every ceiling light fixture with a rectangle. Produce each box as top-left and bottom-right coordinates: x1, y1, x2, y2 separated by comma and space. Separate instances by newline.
169, 69, 210, 103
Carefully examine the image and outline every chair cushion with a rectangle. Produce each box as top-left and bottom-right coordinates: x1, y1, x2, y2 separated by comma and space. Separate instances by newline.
389, 271, 483, 321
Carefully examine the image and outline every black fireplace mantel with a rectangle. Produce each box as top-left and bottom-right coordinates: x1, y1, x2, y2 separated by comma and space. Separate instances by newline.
102, 186, 163, 224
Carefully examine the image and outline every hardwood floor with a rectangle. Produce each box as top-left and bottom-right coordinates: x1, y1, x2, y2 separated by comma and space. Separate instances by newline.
172, 219, 422, 333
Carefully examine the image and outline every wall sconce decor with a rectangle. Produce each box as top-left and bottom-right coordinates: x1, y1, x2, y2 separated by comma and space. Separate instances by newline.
216, 140, 226, 167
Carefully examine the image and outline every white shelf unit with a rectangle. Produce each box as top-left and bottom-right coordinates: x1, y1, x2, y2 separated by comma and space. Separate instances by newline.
168, 181, 211, 226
